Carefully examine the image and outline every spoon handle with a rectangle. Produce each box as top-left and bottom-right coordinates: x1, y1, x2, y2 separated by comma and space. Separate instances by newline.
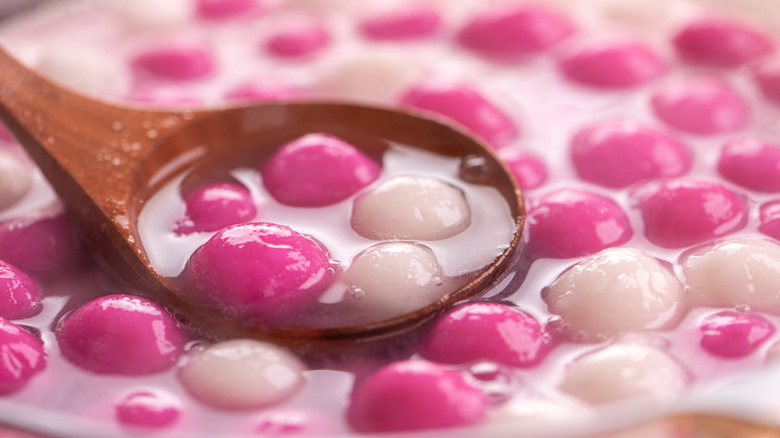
0, 46, 201, 287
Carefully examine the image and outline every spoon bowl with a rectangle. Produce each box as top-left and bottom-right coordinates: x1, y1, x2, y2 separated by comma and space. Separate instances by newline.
0, 46, 524, 347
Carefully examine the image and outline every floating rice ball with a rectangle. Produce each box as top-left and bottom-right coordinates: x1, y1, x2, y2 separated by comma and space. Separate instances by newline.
343, 242, 448, 320
317, 50, 417, 102
351, 175, 470, 241
544, 247, 682, 341
347, 360, 488, 433
681, 238, 780, 312
559, 343, 689, 405
178, 339, 305, 410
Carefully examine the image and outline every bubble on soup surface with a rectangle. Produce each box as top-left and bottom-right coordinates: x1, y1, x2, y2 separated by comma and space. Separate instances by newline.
261, 133, 381, 207
558, 40, 666, 88
0, 208, 83, 273
351, 175, 470, 241
178, 339, 305, 410
760, 200, 780, 240
264, 22, 330, 58
570, 119, 691, 188
342, 242, 447, 320
699, 311, 775, 359
115, 391, 181, 430
184, 222, 334, 325
347, 360, 488, 433
681, 238, 780, 313
0, 317, 45, 395
544, 247, 682, 342
175, 182, 257, 234
526, 188, 632, 259
131, 44, 215, 81
0, 150, 31, 210
717, 137, 780, 192
358, 6, 440, 40
650, 77, 749, 135
56, 295, 187, 375
196, 0, 258, 19
497, 148, 548, 190
559, 343, 689, 405
673, 17, 774, 67
399, 81, 518, 147
420, 302, 554, 368
456, 4, 575, 58
0, 260, 41, 320
636, 180, 747, 249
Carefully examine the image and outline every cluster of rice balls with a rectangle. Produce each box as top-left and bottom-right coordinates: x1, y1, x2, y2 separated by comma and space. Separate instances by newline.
1, 0, 780, 435
177, 132, 475, 326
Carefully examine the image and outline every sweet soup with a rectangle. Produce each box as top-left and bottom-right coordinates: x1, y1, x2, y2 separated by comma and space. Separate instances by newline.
138, 135, 516, 328
1, 0, 780, 436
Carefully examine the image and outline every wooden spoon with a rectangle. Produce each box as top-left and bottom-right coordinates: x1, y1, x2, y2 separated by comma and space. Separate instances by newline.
0, 46, 525, 347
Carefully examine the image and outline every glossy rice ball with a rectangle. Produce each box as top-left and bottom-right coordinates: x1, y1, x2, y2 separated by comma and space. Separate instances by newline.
0, 318, 45, 395
343, 242, 447, 320
681, 238, 780, 312
544, 247, 683, 341
347, 360, 488, 433
56, 295, 186, 375
420, 302, 554, 368
559, 343, 689, 405
178, 339, 306, 410
184, 222, 334, 325
261, 133, 381, 207
351, 175, 471, 241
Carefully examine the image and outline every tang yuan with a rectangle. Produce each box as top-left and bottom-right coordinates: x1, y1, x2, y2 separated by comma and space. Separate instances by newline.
650, 77, 749, 135
559, 40, 666, 88
682, 238, 780, 312
399, 81, 518, 147
570, 119, 691, 188
351, 175, 471, 241
0, 260, 41, 320
456, 4, 575, 58
131, 44, 215, 81
673, 17, 774, 67
342, 242, 449, 321
526, 189, 632, 259
56, 295, 187, 375
699, 311, 775, 359
636, 180, 747, 248
261, 133, 381, 207
420, 302, 554, 368
358, 6, 441, 41
178, 339, 306, 410
184, 222, 334, 325
544, 247, 683, 341
347, 360, 488, 433
0, 318, 45, 395
175, 182, 257, 234
717, 137, 780, 192
559, 343, 689, 405
115, 391, 181, 430
760, 200, 780, 240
